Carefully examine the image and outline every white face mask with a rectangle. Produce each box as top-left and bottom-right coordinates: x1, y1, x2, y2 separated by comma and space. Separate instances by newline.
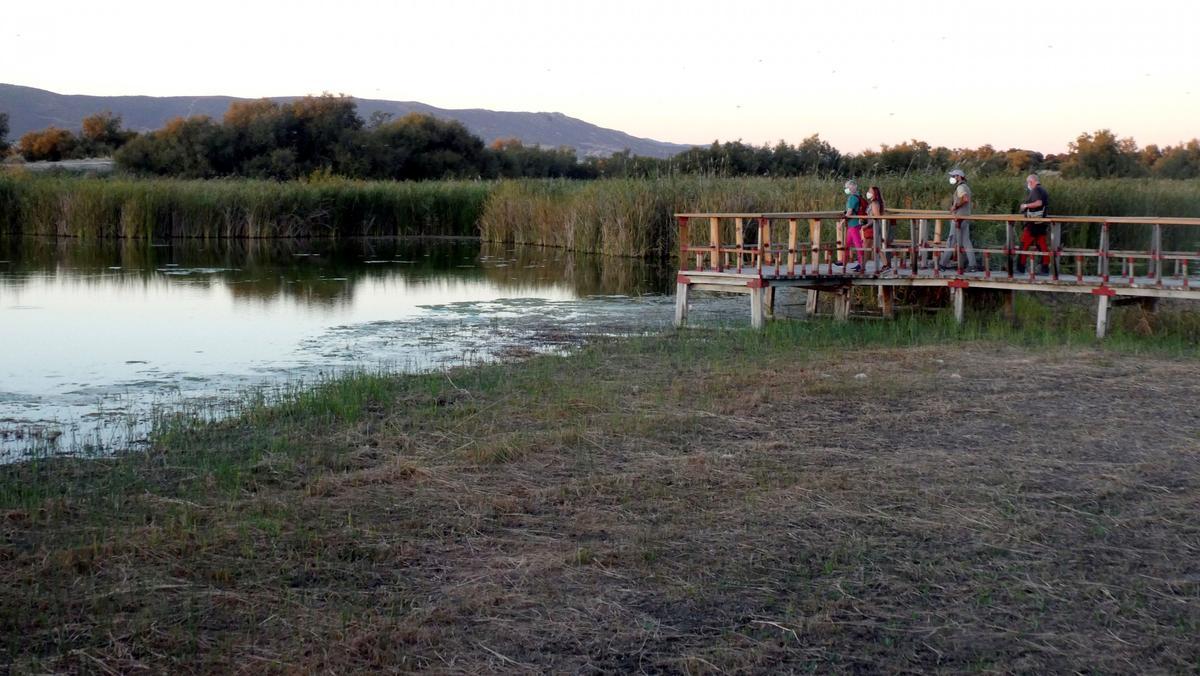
865, 192, 874, 201
949, 177, 957, 185
844, 188, 851, 195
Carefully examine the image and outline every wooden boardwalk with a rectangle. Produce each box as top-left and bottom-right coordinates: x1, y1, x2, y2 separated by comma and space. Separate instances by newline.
673, 210, 1200, 337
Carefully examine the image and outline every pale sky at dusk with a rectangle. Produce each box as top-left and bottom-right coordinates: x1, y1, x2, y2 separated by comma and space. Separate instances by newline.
3, 0, 1198, 154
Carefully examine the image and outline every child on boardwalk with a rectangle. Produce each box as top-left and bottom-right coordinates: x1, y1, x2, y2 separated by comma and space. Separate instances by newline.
842, 180, 866, 272
864, 185, 890, 268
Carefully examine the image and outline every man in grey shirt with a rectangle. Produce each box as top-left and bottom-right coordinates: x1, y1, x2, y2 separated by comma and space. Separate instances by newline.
940, 168, 977, 271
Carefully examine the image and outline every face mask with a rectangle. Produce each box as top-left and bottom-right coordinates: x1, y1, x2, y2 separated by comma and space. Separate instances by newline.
865, 192, 874, 201
844, 188, 851, 195
949, 177, 957, 185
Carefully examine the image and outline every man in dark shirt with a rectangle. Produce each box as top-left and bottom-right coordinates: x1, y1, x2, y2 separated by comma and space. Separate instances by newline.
1018, 173, 1051, 273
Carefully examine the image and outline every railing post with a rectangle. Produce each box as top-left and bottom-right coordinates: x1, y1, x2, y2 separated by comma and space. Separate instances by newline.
678, 216, 689, 271
1051, 221, 1062, 281
762, 218, 773, 268
917, 219, 928, 272
872, 215, 882, 272
788, 218, 798, 276
1005, 220, 1014, 279
734, 217, 745, 273
809, 218, 822, 272
955, 219, 964, 275
710, 216, 721, 272
1153, 223, 1163, 287
835, 219, 845, 266
757, 218, 766, 276
1099, 222, 1110, 283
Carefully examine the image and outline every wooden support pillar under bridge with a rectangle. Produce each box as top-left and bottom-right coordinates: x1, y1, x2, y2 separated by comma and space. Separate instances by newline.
672, 210, 1200, 338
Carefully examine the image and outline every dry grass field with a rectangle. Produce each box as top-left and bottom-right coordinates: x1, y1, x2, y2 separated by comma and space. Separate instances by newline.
2, 320, 1199, 673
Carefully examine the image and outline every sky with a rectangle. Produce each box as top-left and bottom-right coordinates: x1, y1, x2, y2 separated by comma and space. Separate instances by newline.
3, 0, 1198, 154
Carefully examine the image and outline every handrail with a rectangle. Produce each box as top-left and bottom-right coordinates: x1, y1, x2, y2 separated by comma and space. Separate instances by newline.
673, 211, 1200, 289
675, 210, 1200, 226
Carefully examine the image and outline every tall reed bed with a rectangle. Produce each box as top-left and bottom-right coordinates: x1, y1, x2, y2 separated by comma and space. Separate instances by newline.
0, 174, 490, 239
480, 176, 1200, 256
4, 173, 1199, 255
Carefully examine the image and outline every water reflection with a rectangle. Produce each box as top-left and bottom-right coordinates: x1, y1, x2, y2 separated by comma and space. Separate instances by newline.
0, 238, 672, 306
0, 236, 711, 460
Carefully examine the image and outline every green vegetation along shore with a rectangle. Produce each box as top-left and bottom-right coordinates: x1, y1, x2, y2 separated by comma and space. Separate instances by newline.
5, 173, 1200, 256
2, 302, 1199, 672
0, 174, 488, 239
2, 172, 1200, 258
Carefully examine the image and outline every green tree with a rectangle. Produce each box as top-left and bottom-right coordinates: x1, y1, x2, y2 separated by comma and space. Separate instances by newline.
223, 99, 287, 177
352, 113, 485, 180
1004, 149, 1043, 174
1152, 140, 1200, 179
286, 94, 362, 176
79, 111, 134, 155
1063, 129, 1144, 178
115, 116, 225, 178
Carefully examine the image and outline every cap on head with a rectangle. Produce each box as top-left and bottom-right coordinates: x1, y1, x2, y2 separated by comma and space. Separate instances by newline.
948, 169, 966, 179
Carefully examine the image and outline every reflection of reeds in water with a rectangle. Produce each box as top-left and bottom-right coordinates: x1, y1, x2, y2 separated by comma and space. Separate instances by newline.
478, 242, 672, 297
0, 236, 672, 308
480, 176, 1200, 256
0, 175, 489, 239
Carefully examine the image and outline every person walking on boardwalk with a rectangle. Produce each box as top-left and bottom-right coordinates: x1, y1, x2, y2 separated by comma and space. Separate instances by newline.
842, 180, 866, 272
864, 185, 892, 269
1017, 173, 1051, 274
941, 169, 977, 271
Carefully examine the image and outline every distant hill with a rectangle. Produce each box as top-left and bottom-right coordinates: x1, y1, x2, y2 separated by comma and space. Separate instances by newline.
0, 83, 694, 159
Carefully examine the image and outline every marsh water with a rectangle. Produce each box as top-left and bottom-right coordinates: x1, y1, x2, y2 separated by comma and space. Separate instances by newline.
0, 237, 739, 460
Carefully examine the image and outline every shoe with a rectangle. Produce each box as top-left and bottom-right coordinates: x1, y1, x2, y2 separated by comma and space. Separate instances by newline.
848, 263, 862, 272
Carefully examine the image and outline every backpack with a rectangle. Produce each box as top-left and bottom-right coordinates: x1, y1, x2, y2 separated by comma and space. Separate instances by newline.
853, 193, 869, 217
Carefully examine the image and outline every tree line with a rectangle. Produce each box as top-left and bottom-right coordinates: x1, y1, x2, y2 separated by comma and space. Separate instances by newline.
2, 99, 1198, 180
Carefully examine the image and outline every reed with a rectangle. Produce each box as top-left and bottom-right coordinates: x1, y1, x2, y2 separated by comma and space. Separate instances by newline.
4, 173, 1199, 255
0, 174, 490, 239
480, 175, 1200, 255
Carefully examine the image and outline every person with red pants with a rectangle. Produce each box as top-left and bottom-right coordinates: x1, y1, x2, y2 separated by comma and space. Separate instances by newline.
1018, 173, 1051, 274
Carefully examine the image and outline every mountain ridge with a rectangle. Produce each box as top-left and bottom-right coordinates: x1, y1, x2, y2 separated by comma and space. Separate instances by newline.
0, 83, 694, 159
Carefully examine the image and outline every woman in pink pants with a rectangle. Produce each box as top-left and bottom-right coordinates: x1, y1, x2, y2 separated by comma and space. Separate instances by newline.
843, 180, 866, 272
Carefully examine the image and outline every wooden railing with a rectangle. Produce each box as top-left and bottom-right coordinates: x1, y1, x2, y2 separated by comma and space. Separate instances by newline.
674, 211, 1200, 289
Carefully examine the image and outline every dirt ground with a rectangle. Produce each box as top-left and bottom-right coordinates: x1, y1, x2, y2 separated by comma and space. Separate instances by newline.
3, 339, 1200, 673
